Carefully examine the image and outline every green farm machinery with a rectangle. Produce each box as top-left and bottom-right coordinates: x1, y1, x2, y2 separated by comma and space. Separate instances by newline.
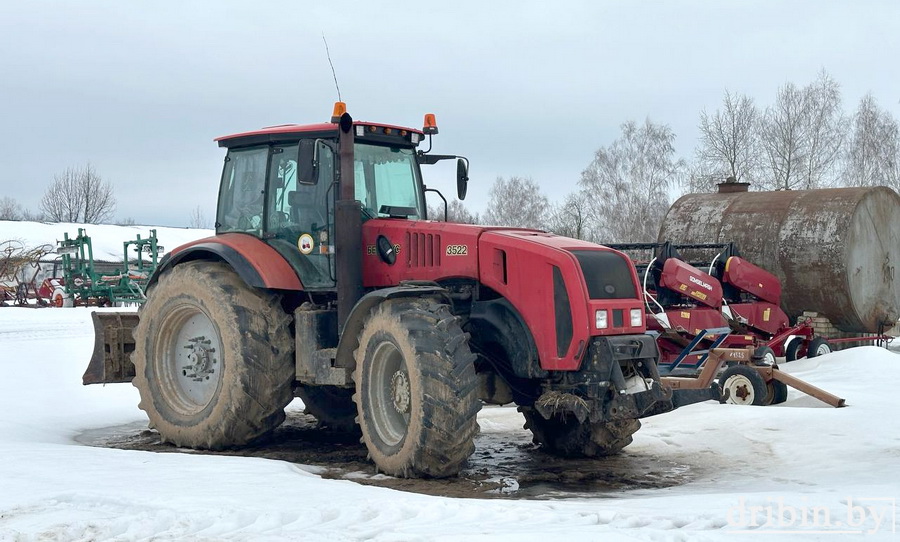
53, 229, 163, 307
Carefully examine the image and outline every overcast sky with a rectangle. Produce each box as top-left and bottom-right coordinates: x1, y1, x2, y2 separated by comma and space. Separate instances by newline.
2, 1, 898, 227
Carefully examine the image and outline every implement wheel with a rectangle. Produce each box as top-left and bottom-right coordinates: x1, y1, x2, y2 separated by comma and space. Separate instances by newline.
52, 287, 73, 308
132, 261, 294, 449
353, 298, 480, 478
762, 379, 789, 405
753, 345, 776, 365
719, 364, 767, 406
807, 337, 832, 358
784, 337, 803, 362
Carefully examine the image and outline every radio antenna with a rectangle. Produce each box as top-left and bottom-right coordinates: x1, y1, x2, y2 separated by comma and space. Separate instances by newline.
322, 33, 342, 102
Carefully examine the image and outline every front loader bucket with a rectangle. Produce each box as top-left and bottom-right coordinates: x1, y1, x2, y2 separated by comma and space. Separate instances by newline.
83, 311, 140, 385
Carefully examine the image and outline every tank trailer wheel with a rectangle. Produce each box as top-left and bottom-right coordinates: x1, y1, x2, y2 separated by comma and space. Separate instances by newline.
784, 337, 803, 362
520, 408, 640, 457
132, 261, 294, 449
753, 345, 777, 365
719, 364, 767, 406
353, 298, 480, 478
763, 379, 789, 406
295, 385, 359, 433
806, 337, 832, 358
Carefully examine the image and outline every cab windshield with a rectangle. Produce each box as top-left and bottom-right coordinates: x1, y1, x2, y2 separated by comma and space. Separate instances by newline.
353, 144, 424, 219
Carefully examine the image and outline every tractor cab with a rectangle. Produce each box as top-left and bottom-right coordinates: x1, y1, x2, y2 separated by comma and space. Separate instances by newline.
214, 114, 435, 290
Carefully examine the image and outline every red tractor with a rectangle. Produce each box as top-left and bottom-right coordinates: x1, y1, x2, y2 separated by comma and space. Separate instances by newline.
84, 104, 673, 478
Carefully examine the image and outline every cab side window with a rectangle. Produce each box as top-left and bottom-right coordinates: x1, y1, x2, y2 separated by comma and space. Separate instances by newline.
217, 146, 268, 234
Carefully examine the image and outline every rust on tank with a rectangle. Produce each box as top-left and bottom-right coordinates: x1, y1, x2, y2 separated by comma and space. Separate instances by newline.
660, 186, 900, 333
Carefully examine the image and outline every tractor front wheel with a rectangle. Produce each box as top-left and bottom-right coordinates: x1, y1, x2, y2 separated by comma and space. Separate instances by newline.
132, 261, 294, 449
353, 298, 480, 478
520, 408, 640, 457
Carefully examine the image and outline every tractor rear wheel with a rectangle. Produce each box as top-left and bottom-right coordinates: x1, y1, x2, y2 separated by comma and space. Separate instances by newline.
719, 364, 767, 406
132, 261, 294, 449
353, 298, 480, 478
295, 385, 359, 432
520, 408, 640, 457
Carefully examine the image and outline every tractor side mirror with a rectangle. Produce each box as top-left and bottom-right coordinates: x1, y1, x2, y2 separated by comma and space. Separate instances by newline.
297, 139, 318, 185
456, 158, 469, 201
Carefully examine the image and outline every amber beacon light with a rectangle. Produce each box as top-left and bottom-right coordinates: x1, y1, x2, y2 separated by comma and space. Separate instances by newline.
330, 102, 347, 123
423, 113, 439, 135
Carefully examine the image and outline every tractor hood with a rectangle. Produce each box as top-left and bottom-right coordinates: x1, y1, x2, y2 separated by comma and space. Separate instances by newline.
361, 219, 647, 371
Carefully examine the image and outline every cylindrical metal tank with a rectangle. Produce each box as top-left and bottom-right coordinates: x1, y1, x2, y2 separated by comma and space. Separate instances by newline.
659, 185, 900, 333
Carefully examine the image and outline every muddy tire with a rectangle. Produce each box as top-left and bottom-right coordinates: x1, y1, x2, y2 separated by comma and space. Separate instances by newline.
353, 298, 480, 478
132, 261, 294, 449
295, 385, 359, 432
520, 408, 640, 457
719, 364, 767, 406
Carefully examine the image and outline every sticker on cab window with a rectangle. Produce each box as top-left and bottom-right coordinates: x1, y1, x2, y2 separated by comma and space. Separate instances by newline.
298, 233, 315, 255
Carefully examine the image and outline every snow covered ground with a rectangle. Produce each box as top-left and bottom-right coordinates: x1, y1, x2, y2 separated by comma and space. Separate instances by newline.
0, 308, 898, 541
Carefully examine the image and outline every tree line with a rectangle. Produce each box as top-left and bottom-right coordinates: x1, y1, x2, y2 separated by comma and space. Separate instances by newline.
1, 164, 210, 228
454, 69, 900, 243
5, 70, 897, 238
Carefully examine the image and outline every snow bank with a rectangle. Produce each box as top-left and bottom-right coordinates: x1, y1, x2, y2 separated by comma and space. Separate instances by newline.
0, 308, 898, 540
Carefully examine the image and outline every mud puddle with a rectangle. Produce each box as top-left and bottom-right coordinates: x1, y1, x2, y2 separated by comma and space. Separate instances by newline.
76, 410, 695, 499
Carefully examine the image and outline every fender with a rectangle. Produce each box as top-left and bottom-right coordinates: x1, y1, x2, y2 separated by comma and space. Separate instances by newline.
333, 284, 452, 370
150, 233, 303, 291
467, 297, 545, 379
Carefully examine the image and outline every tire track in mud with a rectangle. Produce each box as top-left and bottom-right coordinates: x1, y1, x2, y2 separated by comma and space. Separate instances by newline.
77, 408, 697, 500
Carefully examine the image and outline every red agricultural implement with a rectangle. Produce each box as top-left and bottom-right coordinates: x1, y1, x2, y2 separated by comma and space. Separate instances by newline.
605, 242, 845, 407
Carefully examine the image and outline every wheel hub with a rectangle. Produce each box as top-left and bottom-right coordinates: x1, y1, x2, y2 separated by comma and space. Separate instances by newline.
390, 370, 411, 414
182, 335, 217, 382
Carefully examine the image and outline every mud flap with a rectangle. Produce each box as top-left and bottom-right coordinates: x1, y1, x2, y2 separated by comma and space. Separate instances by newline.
82, 311, 140, 385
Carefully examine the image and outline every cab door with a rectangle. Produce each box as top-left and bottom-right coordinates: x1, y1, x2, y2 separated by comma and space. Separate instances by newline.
265, 142, 336, 289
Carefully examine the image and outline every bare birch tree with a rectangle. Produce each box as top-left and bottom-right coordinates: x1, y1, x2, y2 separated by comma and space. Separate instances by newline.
692, 91, 761, 192
580, 119, 685, 243
189, 205, 212, 229
483, 176, 549, 229
40, 164, 115, 223
546, 191, 591, 240
759, 70, 847, 190
428, 200, 480, 224
0, 197, 23, 220
843, 94, 900, 190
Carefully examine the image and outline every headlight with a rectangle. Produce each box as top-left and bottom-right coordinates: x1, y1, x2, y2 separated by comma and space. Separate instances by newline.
630, 308, 642, 327
596, 310, 608, 329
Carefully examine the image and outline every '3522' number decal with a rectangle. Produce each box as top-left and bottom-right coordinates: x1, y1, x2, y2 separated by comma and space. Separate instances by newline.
445, 244, 468, 256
